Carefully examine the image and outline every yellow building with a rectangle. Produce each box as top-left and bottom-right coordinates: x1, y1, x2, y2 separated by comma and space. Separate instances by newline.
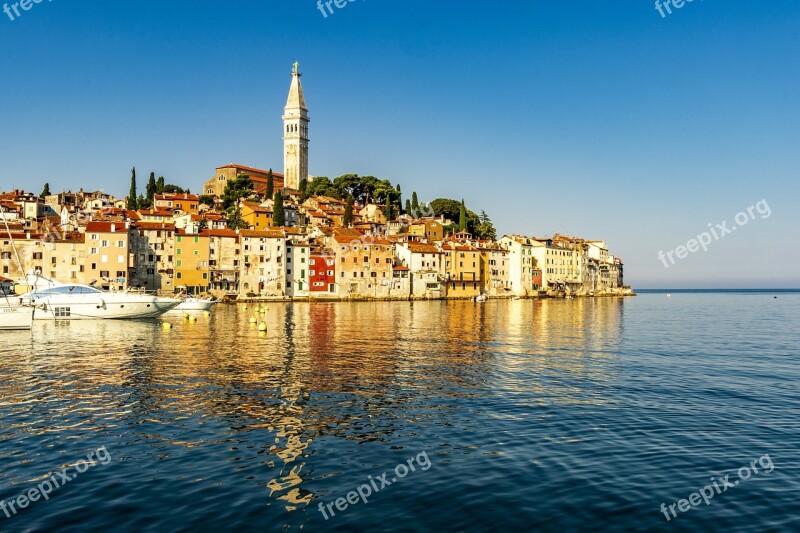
441, 243, 482, 298
240, 201, 273, 230
409, 218, 444, 243
154, 193, 201, 214
85, 221, 134, 290
175, 230, 210, 294
43, 233, 87, 284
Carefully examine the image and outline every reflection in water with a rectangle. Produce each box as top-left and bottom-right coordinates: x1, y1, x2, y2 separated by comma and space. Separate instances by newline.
18, 297, 794, 532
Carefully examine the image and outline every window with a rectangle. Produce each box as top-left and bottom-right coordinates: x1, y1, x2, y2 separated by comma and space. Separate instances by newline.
176, 260, 182, 267
101, 240, 109, 247
117, 240, 125, 248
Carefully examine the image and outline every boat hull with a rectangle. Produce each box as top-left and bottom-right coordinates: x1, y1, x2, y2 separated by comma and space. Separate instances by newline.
0, 305, 34, 330
29, 295, 181, 320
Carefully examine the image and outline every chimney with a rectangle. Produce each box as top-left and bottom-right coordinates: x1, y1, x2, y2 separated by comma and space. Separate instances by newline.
111, 224, 116, 233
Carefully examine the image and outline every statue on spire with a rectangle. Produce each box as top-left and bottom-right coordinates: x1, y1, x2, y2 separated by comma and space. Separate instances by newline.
292, 61, 300, 75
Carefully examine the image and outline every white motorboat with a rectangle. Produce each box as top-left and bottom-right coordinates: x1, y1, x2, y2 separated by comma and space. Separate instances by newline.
174, 296, 217, 312
0, 303, 34, 330
20, 283, 181, 320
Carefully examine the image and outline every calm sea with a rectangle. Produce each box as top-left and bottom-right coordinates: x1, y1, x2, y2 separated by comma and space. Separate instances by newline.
1, 293, 798, 532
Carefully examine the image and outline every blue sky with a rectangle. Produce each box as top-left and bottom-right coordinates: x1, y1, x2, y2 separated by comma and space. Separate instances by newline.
1, 0, 798, 288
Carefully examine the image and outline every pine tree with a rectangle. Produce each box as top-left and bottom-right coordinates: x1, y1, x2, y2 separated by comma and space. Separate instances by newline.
343, 196, 354, 227
272, 191, 285, 227
127, 167, 138, 210
266, 169, 274, 198
458, 199, 467, 232
40, 183, 50, 198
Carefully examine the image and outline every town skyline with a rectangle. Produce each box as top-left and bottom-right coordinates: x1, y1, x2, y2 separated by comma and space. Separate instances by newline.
1, 1, 797, 289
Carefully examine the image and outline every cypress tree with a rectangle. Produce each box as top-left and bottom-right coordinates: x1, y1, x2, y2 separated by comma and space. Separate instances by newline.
40, 183, 50, 198
127, 167, 138, 210
405, 199, 412, 215
266, 169, 274, 198
272, 191, 285, 227
411, 192, 419, 215
458, 199, 467, 232
146, 172, 157, 204
343, 195, 354, 227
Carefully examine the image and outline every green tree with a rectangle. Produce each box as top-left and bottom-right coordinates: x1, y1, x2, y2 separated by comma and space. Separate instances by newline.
384, 202, 394, 220
308, 176, 332, 197
146, 172, 157, 204
198, 195, 215, 209
459, 199, 467, 231
127, 167, 138, 210
162, 184, 185, 194
395, 184, 402, 214
226, 206, 247, 230
137, 194, 147, 209
221, 174, 254, 209
156, 176, 165, 194
266, 169, 274, 198
272, 191, 285, 227
198, 218, 209, 231
343, 195, 354, 227
411, 191, 419, 214
40, 183, 50, 198
430, 198, 462, 223
405, 199, 412, 215
299, 177, 309, 202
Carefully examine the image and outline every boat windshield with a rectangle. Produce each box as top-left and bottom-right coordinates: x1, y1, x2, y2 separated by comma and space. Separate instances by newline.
31, 285, 104, 297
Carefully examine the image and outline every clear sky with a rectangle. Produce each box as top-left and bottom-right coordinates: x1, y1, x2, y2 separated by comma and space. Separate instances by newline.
1, 0, 798, 288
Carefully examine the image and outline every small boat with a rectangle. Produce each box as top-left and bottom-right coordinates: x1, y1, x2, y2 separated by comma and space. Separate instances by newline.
0, 302, 34, 330
474, 294, 488, 303
174, 296, 217, 312
20, 277, 181, 320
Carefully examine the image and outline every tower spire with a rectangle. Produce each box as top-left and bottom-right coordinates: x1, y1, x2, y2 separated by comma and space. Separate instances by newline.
283, 61, 310, 191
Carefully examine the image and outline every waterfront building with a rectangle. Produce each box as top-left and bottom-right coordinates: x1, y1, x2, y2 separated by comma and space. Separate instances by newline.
208, 229, 241, 297
174, 230, 210, 294
41, 233, 86, 285
84, 221, 135, 290
239, 230, 286, 297
334, 234, 394, 298
478, 244, 511, 296
498, 236, 536, 297
394, 242, 446, 298
286, 237, 311, 297
131, 222, 176, 293
441, 242, 482, 299
308, 250, 336, 295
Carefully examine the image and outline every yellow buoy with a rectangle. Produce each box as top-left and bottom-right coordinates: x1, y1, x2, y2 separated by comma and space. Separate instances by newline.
188, 315, 197, 323
162, 322, 172, 330
258, 322, 267, 331
204, 311, 211, 317
249, 316, 257, 323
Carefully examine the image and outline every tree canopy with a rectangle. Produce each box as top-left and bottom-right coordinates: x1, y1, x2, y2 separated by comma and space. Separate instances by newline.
221, 174, 255, 209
